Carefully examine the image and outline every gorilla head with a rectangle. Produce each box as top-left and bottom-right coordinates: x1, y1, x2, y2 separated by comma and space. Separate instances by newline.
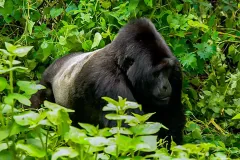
31, 18, 185, 147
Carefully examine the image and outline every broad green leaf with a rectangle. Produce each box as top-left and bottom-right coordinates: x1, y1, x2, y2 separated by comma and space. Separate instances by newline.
102, 103, 118, 111
16, 143, 45, 158
5, 42, 16, 52
4, 60, 21, 65
0, 66, 28, 74
130, 122, 164, 136
52, 147, 78, 160
0, 77, 7, 91
98, 128, 112, 137
129, 0, 139, 12
50, 7, 64, 18
44, 101, 74, 112
109, 127, 133, 135
13, 46, 33, 57
0, 128, 9, 141
1, 104, 19, 114
0, 0, 5, 8
123, 101, 141, 110
64, 126, 88, 144
0, 49, 11, 56
82, 40, 92, 51
4, 93, 31, 106
17, 81, 46, 95
59, 36, 67, 45
144, 0, 152, 7
102, 97, 119, 106
78, 123, 98, 136
101, 1, 111, 9
104, 145, 117, 156
176, 4, 183, 12
0, 143, 8, 152
132, 112, 155, 123
105, 114, 135, 121
192, 129, 202, 140
115, 135, 132, 151
225, 108, 235, 116
13, 111, 40, 126
180, 53, 197, 69
85, 137, 110, 147
27, 20, 35, 35
100, 17, 107, 30
91, 32, 102, 49
136, 136, 158, 151
97, 153, 110, 160
232, 113, 240, 120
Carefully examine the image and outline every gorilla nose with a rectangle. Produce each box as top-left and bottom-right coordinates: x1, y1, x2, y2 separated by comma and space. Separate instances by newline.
163, 85, 168, 91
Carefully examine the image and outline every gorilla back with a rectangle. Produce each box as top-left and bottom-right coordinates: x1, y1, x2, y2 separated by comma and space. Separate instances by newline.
31, 18, 186, 146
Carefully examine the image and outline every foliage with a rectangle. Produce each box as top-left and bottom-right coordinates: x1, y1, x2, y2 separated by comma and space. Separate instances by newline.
0, 0, 240, 159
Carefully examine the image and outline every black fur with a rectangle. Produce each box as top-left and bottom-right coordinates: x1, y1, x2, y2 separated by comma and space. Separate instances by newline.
31, 18, 186, 148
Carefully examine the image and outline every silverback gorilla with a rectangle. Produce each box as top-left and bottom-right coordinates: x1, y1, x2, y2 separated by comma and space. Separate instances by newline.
31, 18, 186, 147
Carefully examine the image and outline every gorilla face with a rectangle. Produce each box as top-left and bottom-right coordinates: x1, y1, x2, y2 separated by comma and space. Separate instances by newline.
151, 58, 176, 105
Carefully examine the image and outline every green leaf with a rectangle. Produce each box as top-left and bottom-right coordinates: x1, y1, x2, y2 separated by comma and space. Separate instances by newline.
52, 147, 78, 160
104, 145, 117, 156
27, 20, 35, 35
0, 49, 11, 56
0, 66, 28, 74
225, 108, 235, 116
64, 126, 88, 144
180, 53, 197, 69
91, 32, 102, 49
4, 93, 31, 106
0, 143, 8, 152
0, 128, 9, 141
59, 36, 67, 45
0, 77, 7, 91
144, 0, 152, 7
17, 81, 46, 95
123, 101, 141, 110
82, 40, 92, 51
102, 97, 119, 106
110, 127, 133, 135
101, 1, 111, 9
50, 7, 64, 18
105, 114, 135, 121
232, 113, 240, 120
44, 101, 74, 112
130, 122, 165, 136
136, 136, 158, 151
0, 0, 5, 8
4, 60, 21, 65
79, 123, 98, 136
16, 143, 46, 158
132, 112, 155, 123
176, 4, 183, 12
5, 42, 16, 52
85, 137, 110, 147
103, 103, 118, 111
129, 0, 139, 12
13, 111, 40, 126
192, 129, 202, 140
13, 46, 33, 57
194, 42, 215, 60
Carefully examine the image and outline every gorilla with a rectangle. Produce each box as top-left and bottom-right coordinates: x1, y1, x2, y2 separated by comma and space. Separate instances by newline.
31, 18, 186, 147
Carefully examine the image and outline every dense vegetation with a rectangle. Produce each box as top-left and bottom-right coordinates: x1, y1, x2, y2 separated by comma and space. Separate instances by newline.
0, 0, 239, 159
